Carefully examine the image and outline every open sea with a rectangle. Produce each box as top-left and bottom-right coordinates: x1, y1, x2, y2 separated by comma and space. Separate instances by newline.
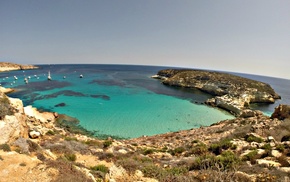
1, 64, 290, 139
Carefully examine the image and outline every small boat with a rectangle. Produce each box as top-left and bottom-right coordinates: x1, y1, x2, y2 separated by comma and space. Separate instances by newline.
47, 71, 52, 80
24, 78, 28, 84
14, 76, 18, 80
79, 74, 83, 78
63, 76, 66, 79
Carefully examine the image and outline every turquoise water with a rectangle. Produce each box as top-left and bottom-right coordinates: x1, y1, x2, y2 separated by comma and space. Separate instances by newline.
5, 64, 288, 138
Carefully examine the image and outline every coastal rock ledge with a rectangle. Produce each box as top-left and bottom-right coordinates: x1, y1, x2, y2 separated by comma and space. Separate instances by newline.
153, 69, 281, 116
0, 62, 38, 72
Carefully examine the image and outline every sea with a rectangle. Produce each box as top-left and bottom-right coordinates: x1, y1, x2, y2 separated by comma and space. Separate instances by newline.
1, 64, 290, 139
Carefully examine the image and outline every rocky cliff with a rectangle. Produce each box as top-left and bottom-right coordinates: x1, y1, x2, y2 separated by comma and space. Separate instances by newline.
153, 69, 281, 116
0, 62, 38, 72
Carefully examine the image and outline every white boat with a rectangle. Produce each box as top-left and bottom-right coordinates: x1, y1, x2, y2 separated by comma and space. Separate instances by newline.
14, 76, 18, 80
24, 78, 28, 84
79, 74, 83, 78
48, 71, 52, 80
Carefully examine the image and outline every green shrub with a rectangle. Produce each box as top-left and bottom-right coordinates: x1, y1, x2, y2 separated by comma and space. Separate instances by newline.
245, 135, 263, 143
189, 154, 217, 170
189, 142, 208, 155
143, 148, 155, 155
64, 153, 77, 161
90, 164, 109, 173
0, 143, 11, 152
261, 143, 272, 151
242, 149, 259, 164
209, 138, 234, 155
46, 130, 55, 136
103, 140, 112, 148
217, 150, 240, 169
169, 147, 186, 156
276, 144, 285, 153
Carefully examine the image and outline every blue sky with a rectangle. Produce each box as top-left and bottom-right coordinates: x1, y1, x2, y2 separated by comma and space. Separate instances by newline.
1, 0, 290, 79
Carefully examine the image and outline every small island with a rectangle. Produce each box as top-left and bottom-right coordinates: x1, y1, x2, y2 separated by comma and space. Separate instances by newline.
153, 69, 281, 117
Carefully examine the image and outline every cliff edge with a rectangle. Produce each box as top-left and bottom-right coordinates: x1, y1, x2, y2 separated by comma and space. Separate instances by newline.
153, 69, 281, 116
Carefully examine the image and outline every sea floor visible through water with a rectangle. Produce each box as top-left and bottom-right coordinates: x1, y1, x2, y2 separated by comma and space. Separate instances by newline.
2, 64, 290, 139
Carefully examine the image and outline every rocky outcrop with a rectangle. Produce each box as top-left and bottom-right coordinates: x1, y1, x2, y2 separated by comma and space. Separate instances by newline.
154, 69, 281, 116
271, 104, 290, 120
0, 62, 38, 72
0, 93, 29, 143
0, 87, 57, 144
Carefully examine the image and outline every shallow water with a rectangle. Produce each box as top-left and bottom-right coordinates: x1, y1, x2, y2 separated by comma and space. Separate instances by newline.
2, 64, 289, 138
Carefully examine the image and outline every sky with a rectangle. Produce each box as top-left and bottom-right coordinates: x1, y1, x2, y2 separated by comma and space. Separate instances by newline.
0, 0, 290, 79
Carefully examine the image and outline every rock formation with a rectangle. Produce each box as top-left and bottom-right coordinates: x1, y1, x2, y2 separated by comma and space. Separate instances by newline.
153, 69, 281, 116
0, 62, 38, 72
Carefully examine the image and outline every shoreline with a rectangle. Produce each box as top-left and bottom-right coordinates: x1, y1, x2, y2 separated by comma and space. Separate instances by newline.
1, 63, 290, 181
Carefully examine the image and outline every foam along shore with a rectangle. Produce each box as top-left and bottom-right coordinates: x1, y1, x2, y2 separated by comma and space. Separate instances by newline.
0, 62, 38, 72
153, 69, 281, 117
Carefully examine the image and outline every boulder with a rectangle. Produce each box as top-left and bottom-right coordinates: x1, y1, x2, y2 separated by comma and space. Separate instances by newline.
0, 114, 28, 144
29, 130, 41, 139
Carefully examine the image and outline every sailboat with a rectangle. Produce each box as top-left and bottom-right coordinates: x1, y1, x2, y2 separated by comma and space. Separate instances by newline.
47, 71, 52, 80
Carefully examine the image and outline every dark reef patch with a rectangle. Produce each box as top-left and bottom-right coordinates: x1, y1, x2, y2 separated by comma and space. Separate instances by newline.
90, 94, 110, 100
14, 80, 72, 92
55, 103, 66, 107
34, 90, 86, 100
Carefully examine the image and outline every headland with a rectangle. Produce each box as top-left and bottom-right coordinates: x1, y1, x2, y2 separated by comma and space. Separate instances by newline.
0, 62, 38, 72
153, 69, 281, 117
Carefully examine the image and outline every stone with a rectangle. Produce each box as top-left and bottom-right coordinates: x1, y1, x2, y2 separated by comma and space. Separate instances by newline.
256, 159, 281, 167
0, 114, 28, 144
271, 150, 282, 158
29, 130, 41, 139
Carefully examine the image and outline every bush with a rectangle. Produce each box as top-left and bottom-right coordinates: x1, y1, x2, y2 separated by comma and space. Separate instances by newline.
188, 142, 208, 156
242, 150, 259, 164
90, 164, 109, 173
276, 144, 285, 153
64, 153, 77, 162
0, 143, 11, 152
103, 140, 112, 148
261, 143, 272, 151
209, 138, 234, 155
217, 150, 240, 169
169, 147, 186, 156
46, 130, 55, 136
245, 135, 263, 143
142, 148, 155, 155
